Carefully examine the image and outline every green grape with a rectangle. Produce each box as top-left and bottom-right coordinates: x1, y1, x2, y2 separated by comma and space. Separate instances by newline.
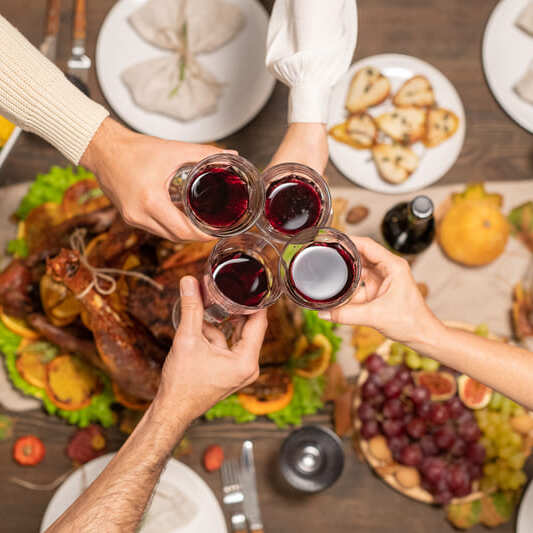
511, 402, 525, 416
515, 471, 527, 487
500, 397, 513, 418
419, 357, 440, 371
499, 446, 515, 460
483, 462, 498, 477
497, 467, 512, 488
485, 425, 498, 439
489, 392, 503, 410
509, 432, 523, 448
387, 353, 403, 366
474, 324, 489, 337
390, 343, 404, 357
508, 452, 526, 470
405, 350, 421, 370
488, 411, 501, 426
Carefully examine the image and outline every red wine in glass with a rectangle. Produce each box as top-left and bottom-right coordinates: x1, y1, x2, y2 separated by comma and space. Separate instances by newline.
281, 228, 361, 310
212, 251, 269, 306
258, 163, 332, 242
170, 154, 263, 238
289, 242, 355, 304
172, 234, 281, 329
188, 167, 249, 228
264, 175, 322, 235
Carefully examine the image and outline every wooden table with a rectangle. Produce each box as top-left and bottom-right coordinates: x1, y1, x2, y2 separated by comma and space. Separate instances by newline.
1, 1, 532, 532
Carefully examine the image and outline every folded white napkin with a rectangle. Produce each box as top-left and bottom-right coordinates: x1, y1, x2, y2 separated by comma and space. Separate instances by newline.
516, 2, 533, 36
515, 63, 533, 104
123, 0, 244, 121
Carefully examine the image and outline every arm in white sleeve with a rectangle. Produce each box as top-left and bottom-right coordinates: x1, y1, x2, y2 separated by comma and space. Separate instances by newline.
266, 0, 357, 123
0, 15, 109, 164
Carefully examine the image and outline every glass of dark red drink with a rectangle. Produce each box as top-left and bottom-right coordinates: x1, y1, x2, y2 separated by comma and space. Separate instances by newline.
169, 154, 264, 237
172, 233, 281, 329
280, 227, 361, 310
257, 163, 332, 243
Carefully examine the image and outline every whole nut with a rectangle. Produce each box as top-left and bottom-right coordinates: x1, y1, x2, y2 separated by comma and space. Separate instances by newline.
346, 205, 369, 225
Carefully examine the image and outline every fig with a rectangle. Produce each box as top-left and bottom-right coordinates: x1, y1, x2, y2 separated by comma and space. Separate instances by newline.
457, 375, 492, 409
414, 371, 456, 401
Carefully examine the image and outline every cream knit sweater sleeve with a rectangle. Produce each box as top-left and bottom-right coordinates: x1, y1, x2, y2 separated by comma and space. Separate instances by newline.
0, 15, 109, 164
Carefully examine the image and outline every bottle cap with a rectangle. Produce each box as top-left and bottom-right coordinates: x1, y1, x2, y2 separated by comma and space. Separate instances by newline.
279, 425, 344, 492
410, 195, 434, 219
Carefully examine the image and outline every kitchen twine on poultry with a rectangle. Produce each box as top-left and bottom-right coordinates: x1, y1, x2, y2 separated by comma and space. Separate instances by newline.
69, 228, 163, 297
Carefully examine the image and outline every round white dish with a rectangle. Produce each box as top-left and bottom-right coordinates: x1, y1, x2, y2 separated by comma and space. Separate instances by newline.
96, 0, 275, 142
327, 53, 466, 194
40, 453, 227, 533
483, 0, 533, 133
517, 480, 533, 533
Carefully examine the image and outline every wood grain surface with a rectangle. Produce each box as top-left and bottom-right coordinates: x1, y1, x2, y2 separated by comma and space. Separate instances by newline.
1, 1, 532, 532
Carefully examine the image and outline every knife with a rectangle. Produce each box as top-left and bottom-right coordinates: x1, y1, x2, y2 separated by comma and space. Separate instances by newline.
240, 440, 264, 533
66, 0, 90, 95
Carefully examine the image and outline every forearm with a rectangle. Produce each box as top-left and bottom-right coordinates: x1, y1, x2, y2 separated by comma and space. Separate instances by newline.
410, 321, 533, 410
46, 396, 190, 533
269, 123, 328, 174
0, 14, 108, 163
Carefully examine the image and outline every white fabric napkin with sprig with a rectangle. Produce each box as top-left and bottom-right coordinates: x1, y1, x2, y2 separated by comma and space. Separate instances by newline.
122, 0, 244, 121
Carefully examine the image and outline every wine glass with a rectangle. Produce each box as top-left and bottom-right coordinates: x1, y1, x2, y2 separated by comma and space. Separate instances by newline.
256, 163, 332, 243
279, 227, 361, 310
172, 233, 282, 329
169, 153, 264, 237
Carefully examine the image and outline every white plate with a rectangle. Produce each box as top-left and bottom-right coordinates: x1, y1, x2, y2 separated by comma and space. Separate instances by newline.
483, 0, 533, 133
518, 480, 533, 533
327, 53, 466, 194
40, 453, 227, 533
96, 0, 275, 142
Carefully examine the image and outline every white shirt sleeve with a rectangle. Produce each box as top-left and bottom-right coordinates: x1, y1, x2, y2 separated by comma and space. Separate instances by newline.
266, 0, 357, 124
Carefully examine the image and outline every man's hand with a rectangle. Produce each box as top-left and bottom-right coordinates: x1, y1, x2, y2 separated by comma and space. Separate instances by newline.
81, 118, 234, 242
318, 237, 441, 345
156, 276, 268, 428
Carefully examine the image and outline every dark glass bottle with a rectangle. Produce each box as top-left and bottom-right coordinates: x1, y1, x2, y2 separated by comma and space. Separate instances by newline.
381, 195, 435, 255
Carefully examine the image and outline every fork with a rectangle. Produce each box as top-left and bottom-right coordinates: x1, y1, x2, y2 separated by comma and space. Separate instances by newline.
221, 459, 247, 533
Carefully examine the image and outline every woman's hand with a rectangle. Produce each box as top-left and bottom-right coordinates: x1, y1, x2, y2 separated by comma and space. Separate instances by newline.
81, 118, 235, 242
268, 123, 329, 175
318, 237, 442, 345
156, 276, 268, 425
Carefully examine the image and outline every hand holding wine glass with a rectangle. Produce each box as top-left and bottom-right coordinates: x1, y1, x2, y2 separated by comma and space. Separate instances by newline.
317, 236, 440, 344
158, 276, 268, 423
81, 118, 237, 242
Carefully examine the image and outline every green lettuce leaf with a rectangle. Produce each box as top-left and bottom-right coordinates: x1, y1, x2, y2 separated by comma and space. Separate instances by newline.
0, 320, 115, 427
266, 375, 324, 428
15, 165, 94, 220
205, 394, 257, 424
302, 309, 341, 360
6, 238, 28, 258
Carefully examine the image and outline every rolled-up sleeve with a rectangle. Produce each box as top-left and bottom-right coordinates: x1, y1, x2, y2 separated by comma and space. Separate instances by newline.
266, 0, 357, 123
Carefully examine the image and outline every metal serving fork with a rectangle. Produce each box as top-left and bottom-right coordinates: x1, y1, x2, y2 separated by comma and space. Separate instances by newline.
220, 459, 248, 533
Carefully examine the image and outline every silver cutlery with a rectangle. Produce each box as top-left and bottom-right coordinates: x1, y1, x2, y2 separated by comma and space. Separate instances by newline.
66, 0, 90, 96
221, 459, 247, 533
240, 440, 264, 533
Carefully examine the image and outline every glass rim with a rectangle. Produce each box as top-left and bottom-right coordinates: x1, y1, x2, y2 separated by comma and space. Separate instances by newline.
256, 162, 333, 243
183, 153, 264, 238
206, 233, 283, 312
279, 227, 361, 310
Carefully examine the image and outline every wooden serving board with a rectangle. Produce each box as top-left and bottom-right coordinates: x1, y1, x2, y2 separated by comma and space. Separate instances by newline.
353, 321, 533, 505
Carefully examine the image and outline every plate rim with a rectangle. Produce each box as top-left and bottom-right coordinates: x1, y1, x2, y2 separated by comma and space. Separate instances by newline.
327, 52, 466, 195
40, 452, 227, 533
95, 0, 276, 143
482, 0, 533, 135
